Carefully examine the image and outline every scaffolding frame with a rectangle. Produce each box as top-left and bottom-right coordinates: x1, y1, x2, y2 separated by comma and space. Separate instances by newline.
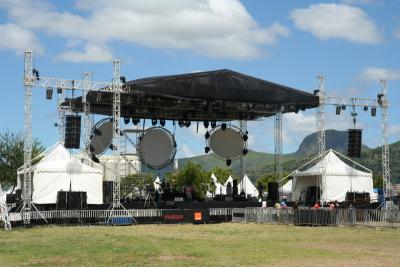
316, 77, 393, 209
22, 50, 132, 224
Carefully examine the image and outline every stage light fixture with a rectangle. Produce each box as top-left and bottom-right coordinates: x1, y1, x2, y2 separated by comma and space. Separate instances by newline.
226, 159, 232, 166
243, 148, 248, 156
203, 120, 209, 128
204, 131, 210, 140
33, 69, 40, 80
93, 128, 102, 136
363, 106, 368, 111
211, 121, 217, 128
185, 121, 191, 127
160, 119, 166, 127
243, 134, 248, 142
46, 87, 53, 100
221, 123, 227, 130
178, 121, 185, 128
132, 118, 140, 125
151, 119, 157, 126
341, 105, 346, 110
336, 106, 341, 115
120, 76, 126, 83
109, 144, 116, 151
91, 155, 100, 163
205, 146, 210, 154
124, 118, 130, 124
96, 92, 102, 102
377, 94, 384, 106
371, 107, 376, 117
57, 87, 63, 94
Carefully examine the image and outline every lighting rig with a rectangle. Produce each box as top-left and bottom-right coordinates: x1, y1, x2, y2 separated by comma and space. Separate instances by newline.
314, 77, 394, 209
22, 50, 133, 224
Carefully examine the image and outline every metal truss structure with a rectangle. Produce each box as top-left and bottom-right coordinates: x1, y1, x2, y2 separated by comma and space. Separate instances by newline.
239, 120, 247, 190
22, 50, 131, 224
0, 202, 12, 230
315, 76, 327, 204
316, 76, 394, 209
274, 106, 283, 181
23, 50, 34, 224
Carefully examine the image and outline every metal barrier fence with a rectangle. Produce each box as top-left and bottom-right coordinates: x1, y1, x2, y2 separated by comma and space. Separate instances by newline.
8, 209, 161, 224
233, 207, 400, 228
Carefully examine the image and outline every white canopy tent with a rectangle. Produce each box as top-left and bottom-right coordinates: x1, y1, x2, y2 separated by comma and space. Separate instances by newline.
280, 180, 292, 194
0, 183, 13, 203
238, 174, 258, 197
206, 173, 225, 197
17, 143, 103, 204
154, 176, 161, 191
290, 149, 373, 203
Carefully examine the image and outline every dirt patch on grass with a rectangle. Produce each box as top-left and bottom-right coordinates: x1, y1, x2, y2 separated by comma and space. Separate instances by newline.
23, 256, 73, 266
157, 255, 196, 262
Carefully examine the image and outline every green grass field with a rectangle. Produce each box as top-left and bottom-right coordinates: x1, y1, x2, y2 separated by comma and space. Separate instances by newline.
0, 223, 399, 267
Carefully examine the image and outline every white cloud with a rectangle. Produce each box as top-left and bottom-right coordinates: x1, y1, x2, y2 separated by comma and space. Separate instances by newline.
342, 0, 380, 5
395, 27, 400, 39
56, 44, 113, 63
359, 67, 400, 81
0, 23, 43, 54
0, 0, 289, 62
179, 144, 196, 158
290, 3, 383, 44
389, 125, 400, 136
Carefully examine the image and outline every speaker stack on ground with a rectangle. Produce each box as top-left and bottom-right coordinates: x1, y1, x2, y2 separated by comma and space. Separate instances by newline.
267, 182, 279, 205
56, 191, 68, 210
56, 191, 87, 210
103, 181, 113, 204
64, 115, 81, 149
346, 192, 370, 207
347, 129, 362, 158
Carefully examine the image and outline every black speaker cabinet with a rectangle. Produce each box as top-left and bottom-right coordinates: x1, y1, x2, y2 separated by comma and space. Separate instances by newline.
56, 191, 68, 210
64, 115, 81, 149
67, 191, 79, 210
347, 129, 362, 158
267, 182, 279, 202
103, 181, 113, 204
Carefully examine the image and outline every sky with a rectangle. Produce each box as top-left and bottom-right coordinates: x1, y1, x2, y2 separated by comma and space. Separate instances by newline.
0, 0, 399, 159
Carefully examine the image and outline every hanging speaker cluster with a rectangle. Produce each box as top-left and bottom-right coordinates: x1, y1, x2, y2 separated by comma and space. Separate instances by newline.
64, 115, 81, 149
205, 123, 248, 166
347, 129, 362, 158
89, 118, 114, 156
138, 127, 177, 170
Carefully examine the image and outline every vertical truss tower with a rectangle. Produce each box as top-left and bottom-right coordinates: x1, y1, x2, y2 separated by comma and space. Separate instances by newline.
380, 79, 392, 206
112, 60, 122, 207
274, 106, 283, 181
23, 50, 34, 224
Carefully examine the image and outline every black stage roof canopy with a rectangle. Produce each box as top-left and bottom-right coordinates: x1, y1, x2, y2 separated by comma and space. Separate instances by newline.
64, 69, 319, 121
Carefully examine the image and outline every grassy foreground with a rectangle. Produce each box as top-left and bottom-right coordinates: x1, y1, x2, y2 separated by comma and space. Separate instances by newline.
0, 223, 399, 267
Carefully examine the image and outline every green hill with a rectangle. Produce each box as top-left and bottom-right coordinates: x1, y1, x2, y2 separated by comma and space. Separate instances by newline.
178, 130, 399, 184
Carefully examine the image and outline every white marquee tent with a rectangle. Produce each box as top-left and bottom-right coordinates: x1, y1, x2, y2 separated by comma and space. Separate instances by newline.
290, 149, 373, 203
206, 173, 225, 197
238, 175, 258, 197
17, 143, 103, 204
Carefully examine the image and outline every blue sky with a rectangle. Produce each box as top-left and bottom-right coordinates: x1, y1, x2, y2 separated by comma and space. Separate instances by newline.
0, 0, 399, 158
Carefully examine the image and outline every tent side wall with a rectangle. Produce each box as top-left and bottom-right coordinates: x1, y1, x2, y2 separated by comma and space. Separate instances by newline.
292, 176, 318, 203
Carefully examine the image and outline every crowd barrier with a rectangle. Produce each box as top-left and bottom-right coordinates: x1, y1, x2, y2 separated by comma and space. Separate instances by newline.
232, 207, 400, 228
6, 208, 233, 226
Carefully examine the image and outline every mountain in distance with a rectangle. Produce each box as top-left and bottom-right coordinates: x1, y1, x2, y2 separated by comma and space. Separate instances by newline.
178, 129, 399, 183
295, 129, 370, 156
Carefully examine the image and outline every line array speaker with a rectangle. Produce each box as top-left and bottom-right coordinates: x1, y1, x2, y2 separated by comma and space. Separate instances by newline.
347, 129, 362, 158
64, 115, 81, 149
267, 182, 279, 203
